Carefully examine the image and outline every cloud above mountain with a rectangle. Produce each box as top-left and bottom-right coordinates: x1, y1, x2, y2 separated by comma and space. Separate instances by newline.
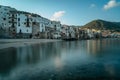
103, 0, 120, 10
51, 11, 65, 21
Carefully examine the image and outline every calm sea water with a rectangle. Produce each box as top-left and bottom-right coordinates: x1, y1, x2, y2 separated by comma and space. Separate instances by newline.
0, 39, 120, 80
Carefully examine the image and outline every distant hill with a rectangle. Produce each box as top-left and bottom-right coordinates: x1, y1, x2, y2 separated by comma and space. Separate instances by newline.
82, 19, 120, 32
113, 22, 120, 26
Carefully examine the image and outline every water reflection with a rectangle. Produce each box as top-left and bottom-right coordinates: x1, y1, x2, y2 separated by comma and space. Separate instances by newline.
0, 48, 17, 74
0, 39, 120, 80
86, 39, 120, 56
54, 57, 63, 71
16, 42, 63, 65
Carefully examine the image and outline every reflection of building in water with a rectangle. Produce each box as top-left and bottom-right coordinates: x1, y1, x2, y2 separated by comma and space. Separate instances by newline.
0, 48, 17, 74
16, 42, 62, 65
0, 42, 64, 77
16, 45, 43, 64
87, 40, 101, 55
87, 39, 120, 56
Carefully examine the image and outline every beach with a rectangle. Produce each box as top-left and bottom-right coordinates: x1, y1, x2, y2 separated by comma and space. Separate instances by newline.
0, 39, 62, 49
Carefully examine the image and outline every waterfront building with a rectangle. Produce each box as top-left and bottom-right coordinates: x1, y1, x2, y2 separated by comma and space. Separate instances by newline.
61, 25, 76, 39
68, 26, 76, 38
61, 25, 69, 38
50, 21, 62, 39
0, 5, 17, 38
16, 11, 32, 38
86, 29, 94, 38
0, 5, 62, 39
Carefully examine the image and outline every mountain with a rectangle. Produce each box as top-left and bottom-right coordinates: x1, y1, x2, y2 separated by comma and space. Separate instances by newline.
113, 22, 120, 26
82, 19, 120, 32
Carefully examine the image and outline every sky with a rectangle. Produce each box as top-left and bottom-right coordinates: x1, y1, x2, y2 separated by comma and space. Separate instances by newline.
0, 0, 120, 25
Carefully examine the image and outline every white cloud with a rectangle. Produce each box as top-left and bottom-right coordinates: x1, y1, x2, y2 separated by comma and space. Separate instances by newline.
90, 4, 96, 8
103, 0, 120, 10
51, 11, 65, 21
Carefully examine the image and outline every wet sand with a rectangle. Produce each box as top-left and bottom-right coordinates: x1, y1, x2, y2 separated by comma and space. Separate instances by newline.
0, 39, 62, 49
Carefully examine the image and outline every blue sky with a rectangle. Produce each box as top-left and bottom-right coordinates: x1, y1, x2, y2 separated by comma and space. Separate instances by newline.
0, 0, 120, 25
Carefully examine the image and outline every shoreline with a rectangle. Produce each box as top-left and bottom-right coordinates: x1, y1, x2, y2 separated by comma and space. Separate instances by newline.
0, 38, 119, 50
0, 39, 62, 50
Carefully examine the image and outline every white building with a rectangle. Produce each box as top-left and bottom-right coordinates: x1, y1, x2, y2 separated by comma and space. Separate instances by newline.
16, 11, 32, 34
86, 29, 94, 38
51, 21, 61, 31
0, 5, 17, 37
0, 5, 62, 38
39, 17, 45, 32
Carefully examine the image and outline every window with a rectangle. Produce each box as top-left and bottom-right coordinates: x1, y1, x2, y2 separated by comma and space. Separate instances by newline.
3, 18, 6, 21
18, 18, 20, 21
13, 29, 15, 31
26, 18, 30, 27
32, 22, 36, 25
9, 21, 10, 23
42, 29, 44, 32
18, 23, 20, 26
54, 25, 56, 30
19, 29, 22, 33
